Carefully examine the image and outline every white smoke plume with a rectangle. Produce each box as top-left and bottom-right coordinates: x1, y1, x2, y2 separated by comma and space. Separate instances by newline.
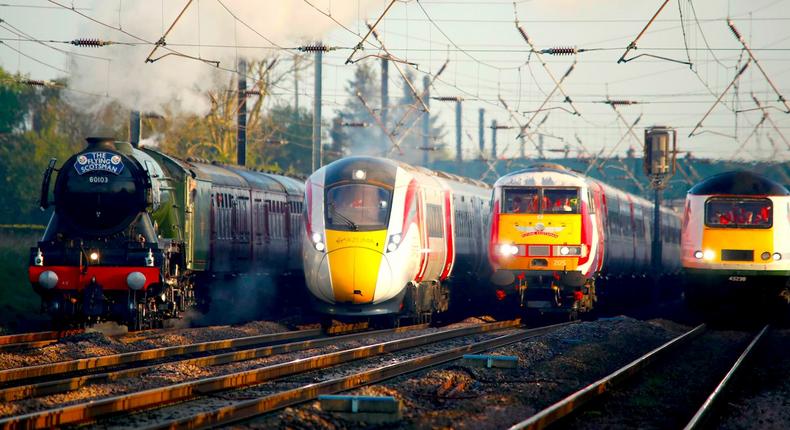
70, 0, 378, 114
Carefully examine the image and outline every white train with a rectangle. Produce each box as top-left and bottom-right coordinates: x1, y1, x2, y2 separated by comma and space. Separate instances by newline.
302, 156, 491, 322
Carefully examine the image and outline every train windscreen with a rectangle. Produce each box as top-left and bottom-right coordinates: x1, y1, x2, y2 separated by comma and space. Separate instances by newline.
325, 184, 392, 231
705, 197, 772, 228
503, 187, 579, 214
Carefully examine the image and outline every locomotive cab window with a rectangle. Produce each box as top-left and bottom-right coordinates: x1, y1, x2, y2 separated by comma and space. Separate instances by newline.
325, 184, 392, 231
705, 197, 772, 229
503, 187, 540, 213
503, 187, 579, 214
544, 188, 580, 214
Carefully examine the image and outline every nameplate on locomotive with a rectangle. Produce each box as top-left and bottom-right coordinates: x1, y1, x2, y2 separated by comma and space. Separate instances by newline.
74, 151, 125, 175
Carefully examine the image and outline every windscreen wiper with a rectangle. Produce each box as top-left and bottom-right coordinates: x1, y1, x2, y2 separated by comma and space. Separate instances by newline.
329, 203, 359, 231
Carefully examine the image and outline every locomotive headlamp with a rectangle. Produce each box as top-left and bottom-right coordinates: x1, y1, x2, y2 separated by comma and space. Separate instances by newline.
311, 232, 326, 252
34, 249, 44, 266
703, 250, 715, 261
89, 252, 99, 261
761, 252, 771, 261
694, 251, 704, 260
352, 169, 367, 180
553, 245, 582, 256
145, 249, 154, 267
386, 234, 402, 253
498, 244, 519, 256
773, 252, 782, 261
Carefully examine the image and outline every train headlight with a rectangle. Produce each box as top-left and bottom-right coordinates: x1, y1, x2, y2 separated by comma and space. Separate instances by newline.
352, 169, 366, 180
694, 250, 704, 260
498, 244, 519, 256
761, 252, 771, 261
127, 272, 146, 290
311, 232, 325, 252
38, 270, 58, 289
386, 234, 402, 253
553, 245, 582, 256
773, 252, 782, 261
89, 252, 99, 261
703, 250, 715, 261
34, 249, 44, 266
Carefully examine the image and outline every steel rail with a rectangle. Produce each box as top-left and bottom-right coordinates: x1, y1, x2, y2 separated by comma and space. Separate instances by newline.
509, 323, 707, 430
0, 320, 523, 429
0, 324, 427, 402
0, 330, 84, 346
683, 324, 770, 430
0, 328, 323, 384
144, 321, 572, 430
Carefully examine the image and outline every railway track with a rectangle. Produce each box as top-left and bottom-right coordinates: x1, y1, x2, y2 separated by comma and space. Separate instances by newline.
0, 329, 85, 352
508, 323, 773, 430
0, 322, 417, 402
0, 319, 567, 429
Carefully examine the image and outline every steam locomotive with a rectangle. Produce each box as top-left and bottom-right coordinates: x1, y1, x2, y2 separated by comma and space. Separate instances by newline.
29, 137, 304, 329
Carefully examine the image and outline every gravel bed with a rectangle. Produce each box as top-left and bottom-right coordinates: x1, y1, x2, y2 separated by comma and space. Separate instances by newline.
715, 328, 790, 430
0, 320, 290, 370
0, 321, 488, 418
88, 328, 518, 429
241, 316, 690, 429
558, 328, 753, 429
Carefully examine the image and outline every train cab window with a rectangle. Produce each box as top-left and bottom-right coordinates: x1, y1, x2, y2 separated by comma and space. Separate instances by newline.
544, 188, 580, 214
325, 184, 392, 231
705, 198, 772, 229
503, 188, 540, 213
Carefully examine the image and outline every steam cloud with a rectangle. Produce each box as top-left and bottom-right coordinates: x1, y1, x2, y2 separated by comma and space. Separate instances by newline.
70, 0, 378, 114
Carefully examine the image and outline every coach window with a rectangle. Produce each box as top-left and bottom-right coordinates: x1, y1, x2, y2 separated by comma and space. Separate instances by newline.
705, 197, 772, 229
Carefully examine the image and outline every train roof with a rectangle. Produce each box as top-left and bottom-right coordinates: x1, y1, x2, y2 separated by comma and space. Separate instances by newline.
688, 171, 790, 196
500, 162, 584, 180
322, 156, 490, 189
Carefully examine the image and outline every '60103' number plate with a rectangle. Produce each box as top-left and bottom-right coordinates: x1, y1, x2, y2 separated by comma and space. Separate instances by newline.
728, 276, 747, 282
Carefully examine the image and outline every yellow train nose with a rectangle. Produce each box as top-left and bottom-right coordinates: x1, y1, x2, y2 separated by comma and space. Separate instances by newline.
328, 247, 391, 304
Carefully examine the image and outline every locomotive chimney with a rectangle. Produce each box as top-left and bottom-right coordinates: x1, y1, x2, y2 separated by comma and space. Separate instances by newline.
129, 110, 141, 148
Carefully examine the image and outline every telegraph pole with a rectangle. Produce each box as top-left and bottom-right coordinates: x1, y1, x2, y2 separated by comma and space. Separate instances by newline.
478, 108, 485, 158
381, 58, 389, 129
294, 55, 299, 113
455, 99, 462, 165
312, 50, 323, 172
491, 119, 498, 159
421, 76, 430, 167
237, 59, 247, 166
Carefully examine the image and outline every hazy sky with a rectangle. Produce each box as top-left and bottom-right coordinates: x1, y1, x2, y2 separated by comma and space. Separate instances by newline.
1, 0, 789, 162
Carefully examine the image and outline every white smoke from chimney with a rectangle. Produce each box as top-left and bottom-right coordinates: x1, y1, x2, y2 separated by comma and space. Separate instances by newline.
70, 0, 378, 114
